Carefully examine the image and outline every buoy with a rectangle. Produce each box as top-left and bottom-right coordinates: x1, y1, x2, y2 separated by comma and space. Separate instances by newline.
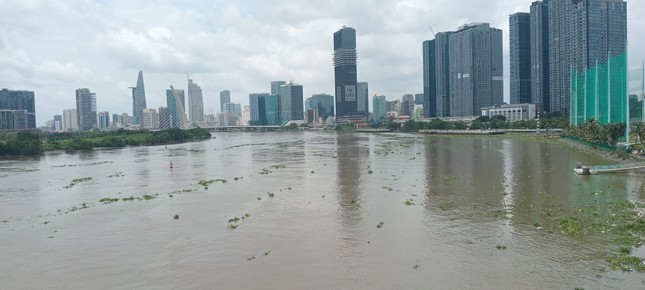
169, 161, 174, 169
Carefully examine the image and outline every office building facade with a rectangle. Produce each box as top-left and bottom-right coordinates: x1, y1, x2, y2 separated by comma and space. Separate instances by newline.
280, 83, 304, 122
63, 109, 78, 131
249, 93, 269, 125
423, 40, 437, 117
333, 27, 358, 119
357, 82, 369, 118
188, 79, 204, 124
75, 88, 97, 131
0, 89, 36, 129
220, 90, 230, 113
372, 95, 387, 121
530, 0, 550, 111
305, 93, 335, 120
510, 12, 532, 104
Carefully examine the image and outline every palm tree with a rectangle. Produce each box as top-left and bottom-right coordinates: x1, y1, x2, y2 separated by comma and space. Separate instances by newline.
606, 123, 626, 146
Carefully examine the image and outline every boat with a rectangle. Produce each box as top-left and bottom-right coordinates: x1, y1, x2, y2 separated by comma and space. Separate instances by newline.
573, 163, 596, 175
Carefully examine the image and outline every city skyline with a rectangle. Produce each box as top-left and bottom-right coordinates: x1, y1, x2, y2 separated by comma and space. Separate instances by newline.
1, 0, 644, 125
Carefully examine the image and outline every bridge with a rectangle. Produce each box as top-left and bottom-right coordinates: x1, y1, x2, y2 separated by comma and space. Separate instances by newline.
203, 125, 282, 132
591, 162, 645, 173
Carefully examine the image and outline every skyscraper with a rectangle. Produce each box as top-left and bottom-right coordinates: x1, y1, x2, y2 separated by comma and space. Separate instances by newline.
188, 79, 205, 124
530, 0, 550, 111
249, 93, 269, 125
448, 23, 503, 116
372, 95, 387, 121
422, 40, 437, 118
271, 81, 286, 95
220, 90, 230, 113
510, 12, 532, 104
131, 71, 147, 125
357, 82, 369, 118
158, 107, 171, 129
333, 27, 358, 119
223, 103, 242, 118
280, 83, 304, 122
166, 88, 186, 128
75, 88, 97, 131
434, 32, 452, 117
0, 89, 36, 129
264, 94, 281, 126
548, 0, 627, 115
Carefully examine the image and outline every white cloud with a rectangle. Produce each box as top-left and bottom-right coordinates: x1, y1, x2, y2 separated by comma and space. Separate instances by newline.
0, 0, 642, 125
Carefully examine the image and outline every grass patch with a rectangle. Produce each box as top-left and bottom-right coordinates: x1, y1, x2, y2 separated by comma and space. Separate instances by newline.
64, 177, 92, 188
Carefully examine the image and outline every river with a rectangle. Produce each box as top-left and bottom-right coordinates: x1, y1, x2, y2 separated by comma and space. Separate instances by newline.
1, 131, 644, 289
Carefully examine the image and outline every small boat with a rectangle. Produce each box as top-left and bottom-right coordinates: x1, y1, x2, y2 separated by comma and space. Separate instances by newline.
574, 163, 596, 175
169, 161, 174, 169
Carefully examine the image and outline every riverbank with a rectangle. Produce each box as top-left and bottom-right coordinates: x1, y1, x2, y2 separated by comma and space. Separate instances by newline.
0, 128, 212, 156
557, 137, 631, 164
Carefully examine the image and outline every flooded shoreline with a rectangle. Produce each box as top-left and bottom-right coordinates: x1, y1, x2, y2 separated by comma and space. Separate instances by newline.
1, 131, 644, 289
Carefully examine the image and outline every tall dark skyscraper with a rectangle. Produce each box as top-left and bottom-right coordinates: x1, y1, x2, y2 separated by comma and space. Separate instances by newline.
422, 40, 437, 117
75, 88, 97, 131
131, 71, 146, 125
510, 12, 532, 104
220, 90, 230, 113
0, 89, 36, 129
449, 23, 503, 117
333, 27, 358, 119
530, 0, 550, 111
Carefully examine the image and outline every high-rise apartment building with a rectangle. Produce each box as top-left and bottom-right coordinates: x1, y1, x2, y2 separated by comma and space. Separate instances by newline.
63, 109, 78, 131
448, 23, 503, 116
333, 27, 358, 119
280, 83, 304, 122
188, 79, 204, 124
131, 71, 147, 125
357, 82, 369, 118
401, 94, 415, 117
435, 32, 453, 117
0, 89, 36, 129
166, 88, 186, 128
510, 12, 532, 104
548, 0, 627, 115
142, 108, 159, 130
372, 95, 387, 121
0, 110, 27, 130
422, 40, 437, 117
75, 88, 97, 131
305, 94, 334, 120
530, 0, 550, 111
220, 90, 230, 113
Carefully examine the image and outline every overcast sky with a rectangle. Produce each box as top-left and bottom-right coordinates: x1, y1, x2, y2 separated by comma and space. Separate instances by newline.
1, 0, 643, 125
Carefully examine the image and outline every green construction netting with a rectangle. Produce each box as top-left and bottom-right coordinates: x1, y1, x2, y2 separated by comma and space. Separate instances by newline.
570, 50, 628, 127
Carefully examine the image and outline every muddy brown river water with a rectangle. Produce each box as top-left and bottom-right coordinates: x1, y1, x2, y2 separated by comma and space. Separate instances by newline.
1, 131, 645, 289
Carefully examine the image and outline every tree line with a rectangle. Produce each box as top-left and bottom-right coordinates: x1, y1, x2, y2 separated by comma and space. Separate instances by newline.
0, 128, 212, 156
